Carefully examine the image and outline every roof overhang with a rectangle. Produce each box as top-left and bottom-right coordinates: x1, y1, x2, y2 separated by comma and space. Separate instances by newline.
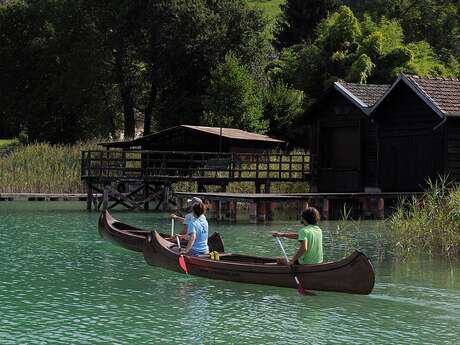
370, 74, 445, 119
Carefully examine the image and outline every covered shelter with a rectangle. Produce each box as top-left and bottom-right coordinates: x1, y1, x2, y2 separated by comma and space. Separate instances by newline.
100, 125, 284, 153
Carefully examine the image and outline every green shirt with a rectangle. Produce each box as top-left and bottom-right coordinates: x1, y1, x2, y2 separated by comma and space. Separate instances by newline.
298, 225, 323, 264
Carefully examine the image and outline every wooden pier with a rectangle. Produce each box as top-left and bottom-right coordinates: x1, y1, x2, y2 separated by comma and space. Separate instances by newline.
81, 150, 310, 211
174, 192, 422, 221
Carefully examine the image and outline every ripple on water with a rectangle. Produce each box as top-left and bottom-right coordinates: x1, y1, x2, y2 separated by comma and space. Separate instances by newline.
0, 204, 459, 344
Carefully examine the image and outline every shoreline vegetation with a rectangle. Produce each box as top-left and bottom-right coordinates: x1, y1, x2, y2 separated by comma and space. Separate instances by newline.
387, 177, 460, 260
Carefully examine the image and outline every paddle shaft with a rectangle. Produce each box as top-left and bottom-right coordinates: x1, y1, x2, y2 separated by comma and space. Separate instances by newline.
275, 236, 306, 292
171, 218, 174, 236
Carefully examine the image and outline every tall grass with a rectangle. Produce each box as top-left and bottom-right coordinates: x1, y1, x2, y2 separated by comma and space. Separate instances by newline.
387, 177, 460, 259
0, 142, 98, 193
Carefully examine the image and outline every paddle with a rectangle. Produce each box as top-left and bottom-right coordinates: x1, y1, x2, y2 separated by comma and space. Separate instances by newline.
172, 218, 189, 274
275, 236, 314, 296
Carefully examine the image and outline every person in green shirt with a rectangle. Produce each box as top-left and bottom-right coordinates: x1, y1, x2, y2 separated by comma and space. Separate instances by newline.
272, 206, 323, 265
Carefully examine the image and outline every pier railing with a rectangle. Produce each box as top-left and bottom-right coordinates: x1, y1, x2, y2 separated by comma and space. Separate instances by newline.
81, 150, 310, 182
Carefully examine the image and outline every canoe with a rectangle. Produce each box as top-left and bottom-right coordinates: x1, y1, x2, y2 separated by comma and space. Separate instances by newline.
143, 231, 375, 294
98, 210, 225, 253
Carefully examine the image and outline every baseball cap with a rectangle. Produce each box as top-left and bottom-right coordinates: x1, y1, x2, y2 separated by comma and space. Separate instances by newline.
187, 197, 203, 206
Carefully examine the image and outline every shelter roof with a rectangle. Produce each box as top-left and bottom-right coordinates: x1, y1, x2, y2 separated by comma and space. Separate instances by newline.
335, 82, 391, 111
99, 125, 284, 148
372, 74, 460, 119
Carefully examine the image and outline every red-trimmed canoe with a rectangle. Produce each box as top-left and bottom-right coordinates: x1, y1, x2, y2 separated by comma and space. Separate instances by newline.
98, 210, 225, 253
143, 231, 375, 294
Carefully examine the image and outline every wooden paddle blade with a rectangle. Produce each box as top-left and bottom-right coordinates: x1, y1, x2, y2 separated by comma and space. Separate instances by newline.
294, 275, 316, 296
178, 255, 188, 274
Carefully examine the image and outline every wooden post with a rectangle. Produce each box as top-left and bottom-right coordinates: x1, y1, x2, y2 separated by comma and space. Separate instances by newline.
162, 184, 170, 211
266, 201, 275, 221
102, 185, 109, 211
321, 198, 329, 220
228, 200, 237, 222
377, 198, 385, 219
249, 202, 258, 223
143, 182, 149, 210
257, 201, 266, 222
86, 181, 93, 210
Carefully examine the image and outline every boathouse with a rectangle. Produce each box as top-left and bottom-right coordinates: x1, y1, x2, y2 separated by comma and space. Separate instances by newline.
308, 74, 460, 193
307, 81, 390, 192
372, 75, 460, 191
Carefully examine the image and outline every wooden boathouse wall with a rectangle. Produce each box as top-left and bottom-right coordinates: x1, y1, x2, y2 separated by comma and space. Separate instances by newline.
308, 82, 389, 193
373, 82, 444, 191
372, 75, 460, 191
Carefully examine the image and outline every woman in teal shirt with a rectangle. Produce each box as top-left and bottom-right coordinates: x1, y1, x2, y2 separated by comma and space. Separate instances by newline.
272, 206, 323, 265
177, 202, 209, 256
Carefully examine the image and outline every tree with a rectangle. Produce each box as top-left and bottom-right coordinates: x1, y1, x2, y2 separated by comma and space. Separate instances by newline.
268, 5, 454, 112
275, 0, 340, 49
262, 81, 304, 143
139, 0, 270, 132
202, 52, 266, 133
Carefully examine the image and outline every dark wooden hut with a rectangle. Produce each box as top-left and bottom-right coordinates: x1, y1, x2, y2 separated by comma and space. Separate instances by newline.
100, 125, 284, 153
307, 81, 390, 192
372, 74, 460, 191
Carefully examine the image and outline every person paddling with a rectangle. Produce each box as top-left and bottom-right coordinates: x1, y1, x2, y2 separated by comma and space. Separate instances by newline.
177, 202, 209, 256
170, 197, 203, 235
272, 206, 323, 265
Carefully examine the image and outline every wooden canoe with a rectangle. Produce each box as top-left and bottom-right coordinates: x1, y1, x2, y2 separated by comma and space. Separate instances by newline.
143, 230, 375, 294
98, 210, 225, 253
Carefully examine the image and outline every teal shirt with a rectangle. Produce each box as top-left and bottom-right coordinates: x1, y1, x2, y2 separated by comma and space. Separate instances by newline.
298, 225, 323, 264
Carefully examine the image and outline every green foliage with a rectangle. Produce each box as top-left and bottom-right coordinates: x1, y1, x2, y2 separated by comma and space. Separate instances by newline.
269, 4, 454, 108
202, 52, 267, 133
387, 177, 460, 259
262, 81, 304, 141
275, 0, 339, 49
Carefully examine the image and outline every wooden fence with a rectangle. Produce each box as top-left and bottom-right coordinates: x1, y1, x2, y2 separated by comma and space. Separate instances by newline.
81, 150, 310, 182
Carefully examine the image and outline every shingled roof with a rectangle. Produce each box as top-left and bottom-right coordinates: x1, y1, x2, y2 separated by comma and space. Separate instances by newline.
372, 74, 460, 118
405, 75, 460, 117
333, 81, 391, 114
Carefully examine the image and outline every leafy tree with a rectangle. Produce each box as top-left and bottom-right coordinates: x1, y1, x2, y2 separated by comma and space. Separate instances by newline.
0, 0, 114, 143
202, 52, 266, 133
268, 5, 453, 107
138, 0, 270, 132
275, 0, 340, 49
262, 81, 304, 142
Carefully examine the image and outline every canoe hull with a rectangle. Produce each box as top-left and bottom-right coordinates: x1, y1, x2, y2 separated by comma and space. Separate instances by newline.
143, 231, 375, 294
98, 210, 225, 253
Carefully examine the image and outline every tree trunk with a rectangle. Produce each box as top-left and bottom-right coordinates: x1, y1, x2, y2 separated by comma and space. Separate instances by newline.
143, 81, 157, 136
114, 38, 135, 139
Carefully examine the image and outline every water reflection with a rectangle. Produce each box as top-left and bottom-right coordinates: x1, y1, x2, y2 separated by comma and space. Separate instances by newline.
0, 202, 459, 344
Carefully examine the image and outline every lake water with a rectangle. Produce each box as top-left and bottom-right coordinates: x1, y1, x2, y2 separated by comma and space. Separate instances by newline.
1, 202, 459, 344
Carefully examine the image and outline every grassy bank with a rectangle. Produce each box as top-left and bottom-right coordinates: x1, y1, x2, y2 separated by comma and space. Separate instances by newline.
387, 178, 460, 259
0, 142, 97, 193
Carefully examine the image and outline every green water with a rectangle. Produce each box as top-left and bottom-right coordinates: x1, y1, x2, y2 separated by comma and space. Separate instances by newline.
1, 202, 459, 345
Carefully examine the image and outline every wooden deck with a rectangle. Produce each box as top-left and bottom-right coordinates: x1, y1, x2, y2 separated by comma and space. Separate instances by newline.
81, 149, 310, 211
81, 150, 310, 183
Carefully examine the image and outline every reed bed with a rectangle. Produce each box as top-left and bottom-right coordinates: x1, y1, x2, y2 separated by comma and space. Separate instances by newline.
0, 142, 98, 193
387, 177, 460, 259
